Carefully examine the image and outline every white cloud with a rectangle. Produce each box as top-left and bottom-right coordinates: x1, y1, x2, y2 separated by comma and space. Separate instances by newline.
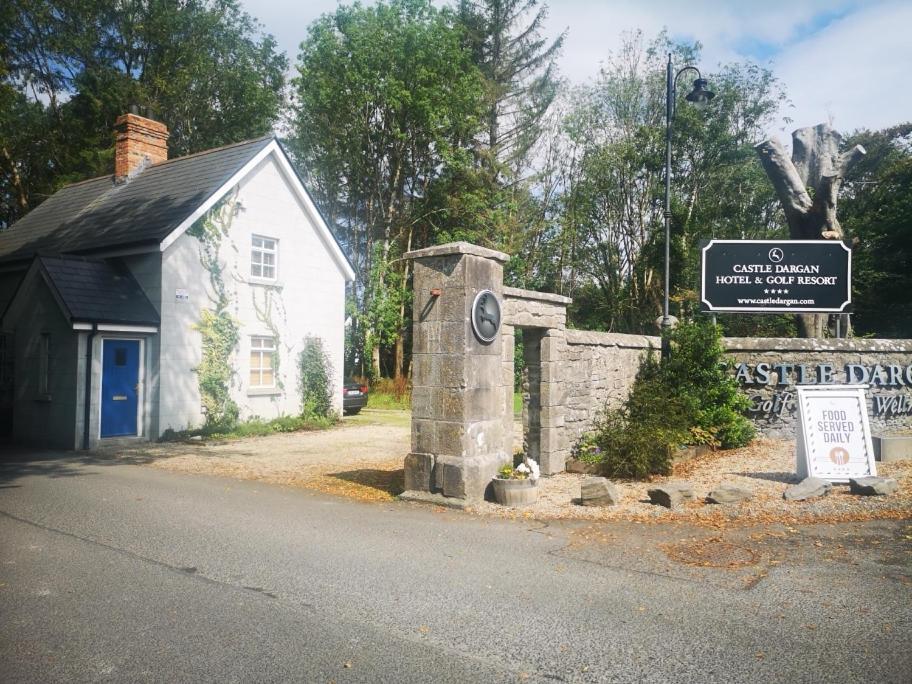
770, 1, 912, 134
242, 0, 911, 135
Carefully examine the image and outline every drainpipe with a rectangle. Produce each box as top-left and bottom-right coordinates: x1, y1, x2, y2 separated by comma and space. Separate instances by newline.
82, 324, 97, 450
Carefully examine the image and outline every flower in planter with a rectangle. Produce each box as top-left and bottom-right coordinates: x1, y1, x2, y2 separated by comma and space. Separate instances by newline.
498, 457, 540, 481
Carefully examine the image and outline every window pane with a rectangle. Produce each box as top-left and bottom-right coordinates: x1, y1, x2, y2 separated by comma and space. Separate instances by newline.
261, 368, 273, 385
250, 351, 260, 370
251, 236, 277, 280
262, 338, 275, 350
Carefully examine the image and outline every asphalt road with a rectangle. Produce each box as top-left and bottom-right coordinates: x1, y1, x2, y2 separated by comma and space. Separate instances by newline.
0, 452, 909, 683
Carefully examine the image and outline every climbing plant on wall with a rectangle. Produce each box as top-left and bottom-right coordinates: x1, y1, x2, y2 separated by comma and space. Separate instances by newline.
251, 286, 288, 393
188, 190, 242, 427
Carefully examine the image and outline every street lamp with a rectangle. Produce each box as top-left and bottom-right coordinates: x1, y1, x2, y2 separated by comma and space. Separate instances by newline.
661, 53, 714, 357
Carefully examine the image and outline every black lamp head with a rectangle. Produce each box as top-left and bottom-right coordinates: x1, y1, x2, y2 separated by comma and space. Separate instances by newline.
685, 78, 715, 107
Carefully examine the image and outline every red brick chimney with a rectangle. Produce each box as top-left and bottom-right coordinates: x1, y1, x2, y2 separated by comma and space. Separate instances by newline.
114, 109, 168, 182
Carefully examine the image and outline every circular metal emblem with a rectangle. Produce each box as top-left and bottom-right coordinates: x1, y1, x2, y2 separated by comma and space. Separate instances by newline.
471, 289, 501, 343
768, 247, 784, 263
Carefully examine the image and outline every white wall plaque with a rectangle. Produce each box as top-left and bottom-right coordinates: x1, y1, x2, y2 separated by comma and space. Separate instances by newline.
796, 385, 876, 482
175, 289, 190, 302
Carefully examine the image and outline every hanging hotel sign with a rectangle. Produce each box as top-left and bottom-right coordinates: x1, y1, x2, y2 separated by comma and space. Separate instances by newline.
795, 385, 876, 482
471, 289, 502, 344
700, 239, 851, 313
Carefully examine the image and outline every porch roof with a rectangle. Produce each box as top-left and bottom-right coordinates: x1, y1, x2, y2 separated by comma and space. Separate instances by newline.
38, 255, 160, 327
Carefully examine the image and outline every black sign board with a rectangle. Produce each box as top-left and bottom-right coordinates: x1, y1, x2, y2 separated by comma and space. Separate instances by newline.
700, 239, 851, 313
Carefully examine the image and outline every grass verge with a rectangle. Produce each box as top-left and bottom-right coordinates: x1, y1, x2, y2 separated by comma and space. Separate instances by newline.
162, 414, 337, 442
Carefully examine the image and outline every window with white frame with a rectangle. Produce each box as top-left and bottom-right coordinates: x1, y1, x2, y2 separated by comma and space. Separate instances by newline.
251, 235, 277, 280
249, 336, 276, 388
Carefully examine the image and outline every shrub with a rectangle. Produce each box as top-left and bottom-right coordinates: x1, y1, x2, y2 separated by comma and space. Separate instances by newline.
195, 309, 240, 428
159, 413, 336, 442
659, 320, 755, 449
580, 319, 755, 479
367, 375, 411, 410
298, 336, 334, 419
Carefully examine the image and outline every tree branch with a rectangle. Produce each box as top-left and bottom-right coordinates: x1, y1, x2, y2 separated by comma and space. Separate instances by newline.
755, 136, 813, 221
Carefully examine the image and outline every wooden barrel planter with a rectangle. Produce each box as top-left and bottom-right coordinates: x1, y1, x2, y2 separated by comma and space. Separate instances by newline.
492, 478, 539, 506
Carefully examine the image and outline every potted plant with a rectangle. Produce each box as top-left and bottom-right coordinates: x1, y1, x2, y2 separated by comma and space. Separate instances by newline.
492, 457, 541, 506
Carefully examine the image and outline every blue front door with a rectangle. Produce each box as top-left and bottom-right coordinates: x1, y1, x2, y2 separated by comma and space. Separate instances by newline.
100, 339, 140, 438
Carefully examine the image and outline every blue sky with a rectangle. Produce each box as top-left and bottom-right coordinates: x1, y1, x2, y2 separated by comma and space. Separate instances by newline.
243, 0, 912, 138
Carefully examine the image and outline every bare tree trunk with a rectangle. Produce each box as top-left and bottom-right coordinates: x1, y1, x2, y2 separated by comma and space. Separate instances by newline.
371, 345, 381, 380
1, 146, 29, 213
755, 124, 865, 338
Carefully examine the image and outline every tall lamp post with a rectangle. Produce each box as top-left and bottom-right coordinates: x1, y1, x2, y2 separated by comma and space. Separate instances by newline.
661, 53, 714, 357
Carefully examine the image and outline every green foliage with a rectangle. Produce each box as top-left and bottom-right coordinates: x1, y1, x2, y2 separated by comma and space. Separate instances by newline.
530, 32, 789, 334
1, 0, 286, 227
658, 321, 756, 449
287, 0, 488, 380
841, 123, 912, 338
161, 413, 336, 442
251, 287, 285, 391
457, 0, 564, 169
367, 376, 411, 410
513, 336, 525, 391
579, 320, 754, 479
189, 195, 241, 428
298, 336, 335, 419
195, 309, 241, 428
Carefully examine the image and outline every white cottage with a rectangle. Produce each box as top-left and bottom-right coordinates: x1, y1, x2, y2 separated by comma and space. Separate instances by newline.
0, 112, 355, 449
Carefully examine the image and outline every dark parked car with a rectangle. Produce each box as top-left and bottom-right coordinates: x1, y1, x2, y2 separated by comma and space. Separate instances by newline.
343, 379, 369, 415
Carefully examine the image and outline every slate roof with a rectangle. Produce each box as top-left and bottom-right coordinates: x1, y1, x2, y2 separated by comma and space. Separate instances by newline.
0, 136, 274, 265
37, 255, 160, 326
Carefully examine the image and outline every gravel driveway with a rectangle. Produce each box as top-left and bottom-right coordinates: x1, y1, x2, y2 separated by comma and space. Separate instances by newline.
106, 409, 411, 501
101, 410, 911, 524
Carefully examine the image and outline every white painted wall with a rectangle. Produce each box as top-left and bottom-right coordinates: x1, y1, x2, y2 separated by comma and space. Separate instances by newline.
158, 153, 346, 433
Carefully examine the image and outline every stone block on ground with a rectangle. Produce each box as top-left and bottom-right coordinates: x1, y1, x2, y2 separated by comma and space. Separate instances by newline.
784, 476, 832, 501
647, 487, 682, 509
580, 477, 620, 506
565, 458, 601, 475
707, 485, 753, 505
665, 481, 696, 500
873, 435, 912, 463
849, 476, 898, 496
404, 452, 435, 492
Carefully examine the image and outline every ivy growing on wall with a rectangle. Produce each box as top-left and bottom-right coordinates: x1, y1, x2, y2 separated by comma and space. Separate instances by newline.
195, 309, 240, 426
188, 190, 242, 427
251, 286, 287, 393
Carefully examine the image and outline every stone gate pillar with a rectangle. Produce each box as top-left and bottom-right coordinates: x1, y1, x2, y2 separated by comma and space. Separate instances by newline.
403, 242, 511, 503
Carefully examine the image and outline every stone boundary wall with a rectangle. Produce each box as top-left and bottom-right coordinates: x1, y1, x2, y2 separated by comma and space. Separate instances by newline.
562, 331, 660, 447
725, 337, 912, 438
557, 333, 912, 445
405, 242, 912, 503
